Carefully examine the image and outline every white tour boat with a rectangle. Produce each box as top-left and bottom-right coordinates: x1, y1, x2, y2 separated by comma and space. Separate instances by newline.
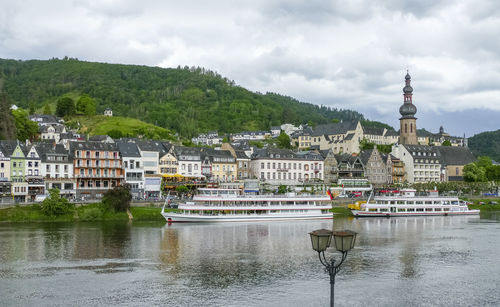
351, 189, 479, 217
161, 187, 333, 222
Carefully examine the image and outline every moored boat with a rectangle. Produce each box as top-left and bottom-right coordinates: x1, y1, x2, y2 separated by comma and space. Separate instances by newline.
161, 187, 333, 222
351, 189, 479, 217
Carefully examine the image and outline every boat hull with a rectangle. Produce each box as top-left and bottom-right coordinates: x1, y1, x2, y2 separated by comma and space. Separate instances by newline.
162, 212, 333, 222
352, 210, 480, 217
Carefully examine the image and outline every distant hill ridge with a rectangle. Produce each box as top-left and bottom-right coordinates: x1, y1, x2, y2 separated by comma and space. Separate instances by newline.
0, 58, 380, 138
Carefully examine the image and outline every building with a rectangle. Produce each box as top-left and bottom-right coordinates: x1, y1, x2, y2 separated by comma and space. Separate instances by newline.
391, 144, 441, 183
24, 144, 44, 201
191, 132, 223, 146
251, 147, 324, 185
1, 141, 28, 202
37, 143, 75, 199
359, 148, 390, 186
71, 141, 123, 199
436, 146, 475, 181
174, 146, 203, 179
117, 140, 144, 199
320, 149, 339, 184
0, 145, 12, 203
335, 153, 364, 180
104, 108, 113, 116
399, 71, 418, 145
40, 125, 66, 143
221, 143, 252, 180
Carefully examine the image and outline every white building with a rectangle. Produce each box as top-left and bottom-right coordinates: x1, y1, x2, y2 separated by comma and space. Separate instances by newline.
117, 140, 144, 199
104, 108, 113, 116
37, 143, 75, 198
174, 146, 203, 179
391, 144, 442, 183
251, 148, 324, 185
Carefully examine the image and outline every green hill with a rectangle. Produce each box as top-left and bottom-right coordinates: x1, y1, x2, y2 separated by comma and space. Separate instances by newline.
468, 130, 500, 162
66, 115, 175, 140
0, 58, 369, 138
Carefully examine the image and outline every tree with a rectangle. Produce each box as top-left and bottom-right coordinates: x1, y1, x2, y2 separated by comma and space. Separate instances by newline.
76, 94, 97, 116
476, 156, 493, 169
41, 188, 74, 216
102, 185, 132, 212
107, 129, 123, 139
442, 140, 452, 146
277, 184, 289, 194
176, 185, 189, 196
43, 103, 52, 115
12, 108, 38, 141
0, 89, 17, 140
463, 163, 487, 182
276, 131, 291, 149
359, 138, 375, 151
56, 97, 75, 117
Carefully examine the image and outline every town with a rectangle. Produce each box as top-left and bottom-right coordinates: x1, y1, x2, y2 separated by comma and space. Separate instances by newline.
0, 72, 478, 204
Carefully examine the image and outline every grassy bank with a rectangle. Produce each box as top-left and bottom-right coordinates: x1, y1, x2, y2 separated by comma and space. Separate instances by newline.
331, 207, 354, 217
0, 203, 169, 223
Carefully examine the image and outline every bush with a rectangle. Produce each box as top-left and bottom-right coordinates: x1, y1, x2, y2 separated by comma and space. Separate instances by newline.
102, 185, 132, 212
41, 189, 74, 216
80, 207, 103, 221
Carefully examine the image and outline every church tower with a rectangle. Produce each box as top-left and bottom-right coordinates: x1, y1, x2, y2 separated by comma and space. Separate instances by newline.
399, 71, 418, 145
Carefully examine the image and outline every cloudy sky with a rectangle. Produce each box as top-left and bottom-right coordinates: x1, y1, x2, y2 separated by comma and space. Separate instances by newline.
1, 0, 499, 136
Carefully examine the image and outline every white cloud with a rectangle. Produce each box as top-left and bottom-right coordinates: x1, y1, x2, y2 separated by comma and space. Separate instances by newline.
0, 0, 499, 135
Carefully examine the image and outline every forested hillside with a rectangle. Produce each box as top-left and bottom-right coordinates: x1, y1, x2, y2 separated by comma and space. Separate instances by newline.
0, 58, 370, 138
468, 130, 500, 162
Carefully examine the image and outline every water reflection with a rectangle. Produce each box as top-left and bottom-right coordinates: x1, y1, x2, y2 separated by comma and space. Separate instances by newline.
1, 214, 499, 306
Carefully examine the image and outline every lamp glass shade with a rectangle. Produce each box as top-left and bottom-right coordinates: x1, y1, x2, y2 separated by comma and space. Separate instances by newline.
309, 229, 333, 252
332, 230, 357, 252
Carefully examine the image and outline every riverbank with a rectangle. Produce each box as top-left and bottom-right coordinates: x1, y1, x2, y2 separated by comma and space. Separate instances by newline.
0, 203, 169, 223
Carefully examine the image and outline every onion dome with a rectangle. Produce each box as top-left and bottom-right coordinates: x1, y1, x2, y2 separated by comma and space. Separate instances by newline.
399, 103, 417, 118
403, 85, 413, 94
405, 72, 411, 80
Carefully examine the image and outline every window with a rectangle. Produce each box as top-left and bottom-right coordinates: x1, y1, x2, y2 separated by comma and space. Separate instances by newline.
261, 162, 264, 169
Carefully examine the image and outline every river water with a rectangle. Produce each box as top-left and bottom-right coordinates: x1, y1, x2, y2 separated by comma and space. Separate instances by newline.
1, 213, 500, 307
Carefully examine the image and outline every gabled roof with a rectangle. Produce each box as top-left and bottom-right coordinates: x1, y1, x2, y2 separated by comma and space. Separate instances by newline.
252, 147, 297, 159
69, 141, 119, 152
116, 140, 141, 157
362, 127, 385, 136
311, 121, 359, 137
35, 143, 72, 163
234, 150, 250, 159
358, 149, 374, 165
0, 140, 21, 157
436, 146, 475, 166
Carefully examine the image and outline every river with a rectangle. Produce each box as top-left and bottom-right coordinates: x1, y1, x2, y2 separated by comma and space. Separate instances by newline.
1, 213, 500, 306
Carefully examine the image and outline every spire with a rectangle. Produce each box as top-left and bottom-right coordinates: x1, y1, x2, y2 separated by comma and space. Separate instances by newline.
399, 71, 417, 118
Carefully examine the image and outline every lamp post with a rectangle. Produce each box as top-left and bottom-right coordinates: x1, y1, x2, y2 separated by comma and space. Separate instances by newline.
309, 229, 357, 307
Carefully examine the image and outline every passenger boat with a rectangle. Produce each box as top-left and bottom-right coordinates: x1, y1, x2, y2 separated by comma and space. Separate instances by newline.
351, 189, 479, 217
161, 187, 333, 222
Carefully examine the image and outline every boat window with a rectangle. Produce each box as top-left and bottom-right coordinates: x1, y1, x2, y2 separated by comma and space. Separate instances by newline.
435, 208, 442, 211
415, 201, 423, 205
416, 208, 424, 212
425, 201, 432, 205
369, 208, 377, 212
407, 208, 415, 212
425, 208, 433, 211
398, 208, 406, 212
397, 201, 405, 204
380, 208, 388, 212
443, 208, 450, 211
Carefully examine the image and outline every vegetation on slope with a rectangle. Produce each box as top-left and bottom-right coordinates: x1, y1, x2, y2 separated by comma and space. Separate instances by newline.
66, 115, 175, 140
0, 58, 366, 138
468, 130, 500, 162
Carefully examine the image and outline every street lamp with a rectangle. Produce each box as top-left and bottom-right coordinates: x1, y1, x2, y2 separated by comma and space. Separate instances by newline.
309, 229, 357, 307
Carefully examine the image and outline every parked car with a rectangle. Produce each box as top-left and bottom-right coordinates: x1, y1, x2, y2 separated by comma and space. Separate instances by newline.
478, 201, 485, 205
489, 201, 498, 205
